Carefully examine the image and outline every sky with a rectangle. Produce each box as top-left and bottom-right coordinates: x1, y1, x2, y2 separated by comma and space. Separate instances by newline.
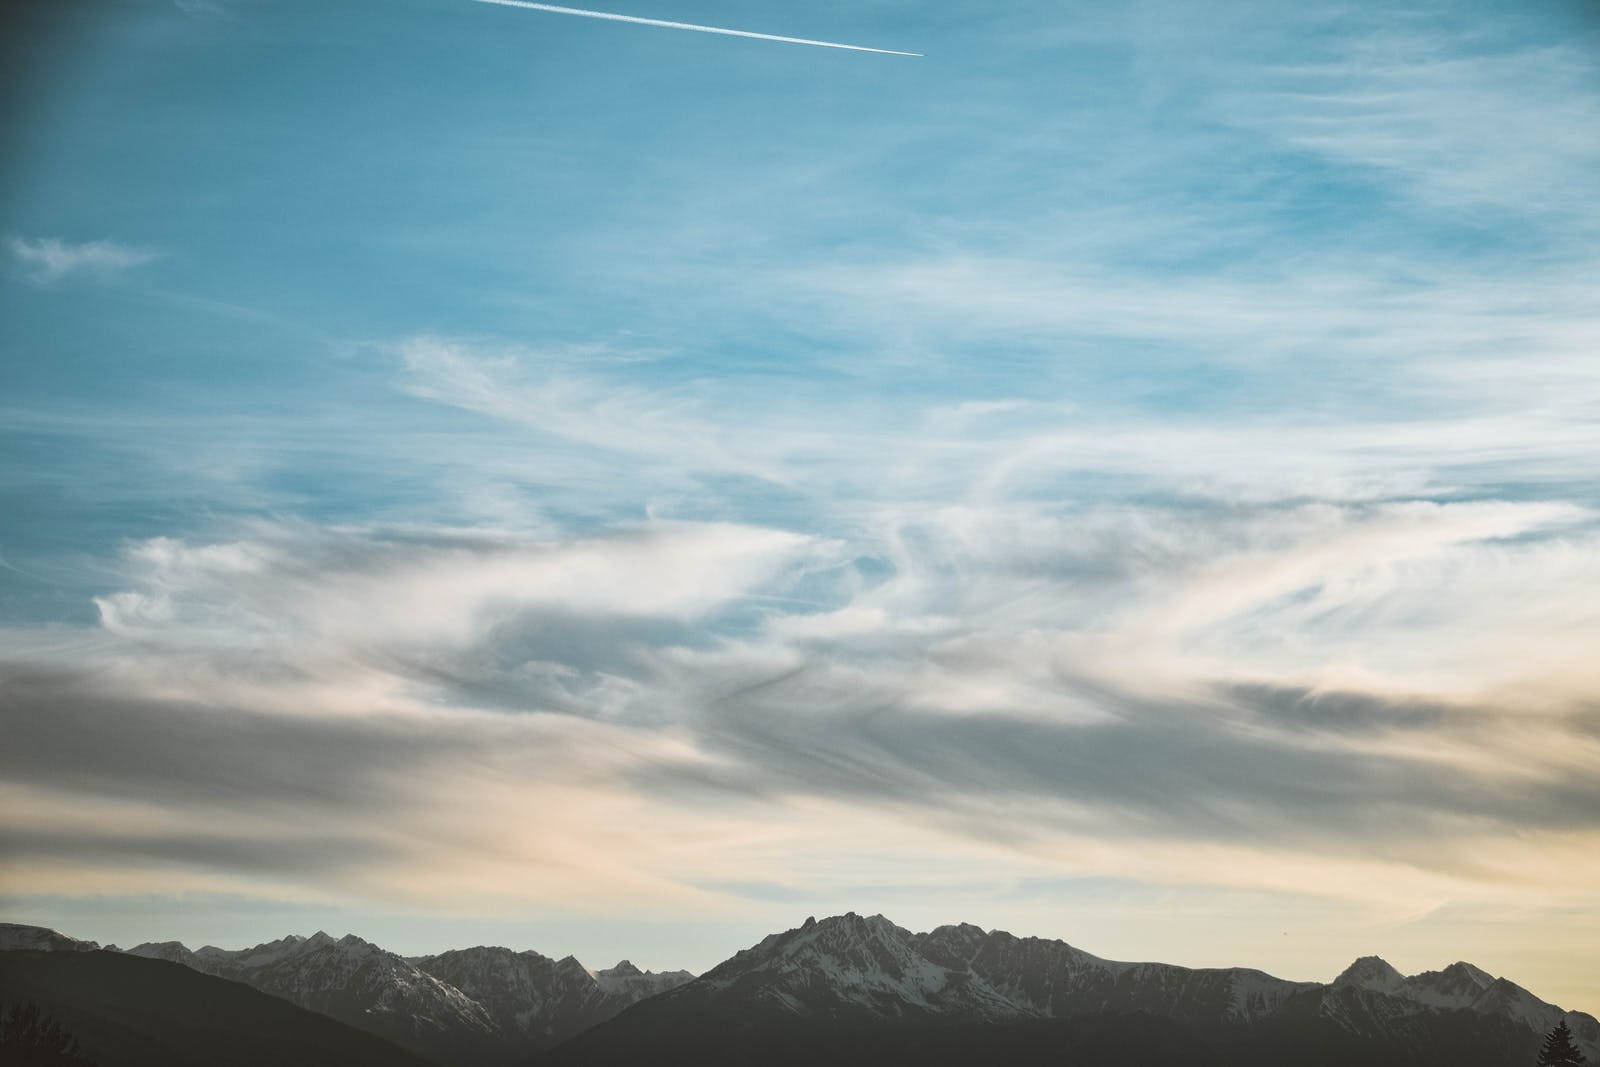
2, 0, 1599, 1013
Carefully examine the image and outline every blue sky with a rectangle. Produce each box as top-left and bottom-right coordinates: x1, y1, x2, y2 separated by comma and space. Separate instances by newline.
3, 0, 1600, 1011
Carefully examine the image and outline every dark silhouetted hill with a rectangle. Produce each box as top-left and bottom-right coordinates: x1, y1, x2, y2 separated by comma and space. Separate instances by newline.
0, 949, 432, 1067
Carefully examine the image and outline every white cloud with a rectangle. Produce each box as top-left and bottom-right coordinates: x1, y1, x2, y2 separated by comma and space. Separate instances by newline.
397, 337, 792, 487
7, 237, 159, 284
82, 520, 835, 718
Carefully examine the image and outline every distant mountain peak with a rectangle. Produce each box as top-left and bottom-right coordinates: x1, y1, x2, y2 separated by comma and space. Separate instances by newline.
334, 932, 381, 955
1403, 959, 1499, 1010
1334, 955, 1405, 991
127, 939, 199, 966
599, 959, 642, 977
1442, 960, 1495, 985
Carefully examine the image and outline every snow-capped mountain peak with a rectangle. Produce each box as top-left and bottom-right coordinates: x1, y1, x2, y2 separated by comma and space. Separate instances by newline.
1405, 960, 1497, 1009
686, 913, 1317, 1027
692, 911, 1018, 1022
1334, 955, 1407, 992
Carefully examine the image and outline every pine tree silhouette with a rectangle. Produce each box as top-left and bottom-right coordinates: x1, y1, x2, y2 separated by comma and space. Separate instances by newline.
1538, 1020, 1588, 1067
0, 1002, 96, 1066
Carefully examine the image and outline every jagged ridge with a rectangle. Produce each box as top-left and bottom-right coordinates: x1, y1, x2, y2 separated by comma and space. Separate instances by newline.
588, 912, 1600, 1064
114, 927, 690, 1063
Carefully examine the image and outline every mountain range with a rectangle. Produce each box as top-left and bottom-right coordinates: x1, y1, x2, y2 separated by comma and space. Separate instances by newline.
3, 915, 1595, 1066
0, 922, 689, 1064
546, 913, 1600, 1066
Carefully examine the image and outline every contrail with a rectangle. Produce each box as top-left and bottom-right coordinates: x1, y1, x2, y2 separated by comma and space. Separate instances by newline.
468, 0, 922, 56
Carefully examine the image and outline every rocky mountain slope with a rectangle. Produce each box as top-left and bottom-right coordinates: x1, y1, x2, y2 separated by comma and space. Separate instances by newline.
128, 932, 499, 1063
409, 945, 691, 1049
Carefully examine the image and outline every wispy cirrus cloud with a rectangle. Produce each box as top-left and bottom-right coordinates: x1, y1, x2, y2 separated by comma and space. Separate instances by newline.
7, 237, 158, 285
1237, 29, 1600, 223
6, 493, 1598, 915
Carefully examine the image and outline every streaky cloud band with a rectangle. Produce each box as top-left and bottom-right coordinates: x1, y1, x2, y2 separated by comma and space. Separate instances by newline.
467, 0, 923, 56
